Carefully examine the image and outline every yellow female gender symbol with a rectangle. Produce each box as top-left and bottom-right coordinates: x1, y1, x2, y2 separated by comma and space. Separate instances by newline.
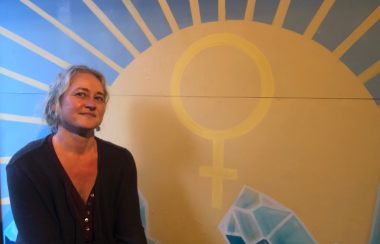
170, 33, 274, 208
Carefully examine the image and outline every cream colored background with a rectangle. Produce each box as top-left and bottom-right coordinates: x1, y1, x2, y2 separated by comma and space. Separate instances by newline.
98, 22, 380, 243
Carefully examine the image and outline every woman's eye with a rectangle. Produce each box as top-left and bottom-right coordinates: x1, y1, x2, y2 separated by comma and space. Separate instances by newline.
74, 92, 87, 97
95, 96, 105, 102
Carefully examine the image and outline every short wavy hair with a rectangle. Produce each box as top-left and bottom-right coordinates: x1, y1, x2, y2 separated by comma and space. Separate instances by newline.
44, 65, 109, 133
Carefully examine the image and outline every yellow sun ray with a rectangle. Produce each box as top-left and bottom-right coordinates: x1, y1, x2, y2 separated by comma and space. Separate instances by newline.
0, 26, 69, 68
122, 0, 157, 44
273, 0, 291, 27
218, 0, 226, 21
333, 6, 380, 58
244, 0, 256, 21
20, 0, 123, 73
359, 61, 380, 84
83, 0, 140, 57
0, 156, 11, 165
0, 113, 46, 125
189, 0, 201, 25
158, 0, 179, 32
304, 0, 336, 39
0, 67, 49, 91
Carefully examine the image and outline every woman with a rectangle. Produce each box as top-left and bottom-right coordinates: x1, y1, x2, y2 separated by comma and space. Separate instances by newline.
6, 65, 147, 244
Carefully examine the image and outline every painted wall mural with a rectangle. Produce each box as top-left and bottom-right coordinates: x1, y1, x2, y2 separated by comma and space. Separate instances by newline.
1, 0, 379, 243
220, 186, 315, 243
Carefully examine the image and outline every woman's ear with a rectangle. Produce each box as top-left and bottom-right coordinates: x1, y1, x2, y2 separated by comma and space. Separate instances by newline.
51, 103, 59, 116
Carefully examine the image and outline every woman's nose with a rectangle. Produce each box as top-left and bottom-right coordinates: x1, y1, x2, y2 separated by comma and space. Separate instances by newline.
86, 104, 96, 111
85, 98, 96, 110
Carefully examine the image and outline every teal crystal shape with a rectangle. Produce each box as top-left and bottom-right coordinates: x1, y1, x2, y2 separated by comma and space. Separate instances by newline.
254, 206, 290, 236
219, 185, 316, 244
270, 216, 315, 244
235, 209, 261, 242
4, 220, 17, 243
138, 192, 159, 244
235, 187, 260, 209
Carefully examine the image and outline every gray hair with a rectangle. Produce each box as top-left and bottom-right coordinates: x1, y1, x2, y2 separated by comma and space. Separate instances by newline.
44, 65, 109, 133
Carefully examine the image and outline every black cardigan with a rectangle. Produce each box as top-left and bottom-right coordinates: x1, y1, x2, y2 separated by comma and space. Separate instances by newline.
6, 135, 147, 244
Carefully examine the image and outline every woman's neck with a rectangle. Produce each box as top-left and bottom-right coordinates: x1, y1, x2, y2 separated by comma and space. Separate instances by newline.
53, 127, 97, 155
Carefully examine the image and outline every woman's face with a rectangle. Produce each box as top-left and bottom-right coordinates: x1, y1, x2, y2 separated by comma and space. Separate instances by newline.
57, 72, 106, 134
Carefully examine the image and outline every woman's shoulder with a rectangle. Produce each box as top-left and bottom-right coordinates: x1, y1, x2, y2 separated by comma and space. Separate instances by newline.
95, 137, 135, 167
7, 135, 51, 168
95, 137, 131, 154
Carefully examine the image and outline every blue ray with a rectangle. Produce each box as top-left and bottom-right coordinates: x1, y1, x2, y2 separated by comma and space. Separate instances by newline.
167, 0, 193, 29
370, 185, 380, 244
0, 74, 47, 94
365, 75, 380, 105
1, 164, 10, 202
33, 0, 133, 68
253, 0, 280, 24
313, 0, 379, 51
226, 0, 247, 20
199, 0, 218, 23
94, 0, 150, 52
0, 121, 50, 157
0, 94, 46, 117
0, 0, 119, 84
0, 36, 61, 85
282, 0, 323, 34
1, 205, 13, 239
130, 0, 172, 40
341, 22, 380, 75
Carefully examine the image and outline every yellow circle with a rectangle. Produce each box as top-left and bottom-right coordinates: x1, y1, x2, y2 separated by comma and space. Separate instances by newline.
171, 33, 274, 140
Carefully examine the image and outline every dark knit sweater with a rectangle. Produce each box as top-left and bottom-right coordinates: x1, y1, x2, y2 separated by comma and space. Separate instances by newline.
6, 135, 147, 244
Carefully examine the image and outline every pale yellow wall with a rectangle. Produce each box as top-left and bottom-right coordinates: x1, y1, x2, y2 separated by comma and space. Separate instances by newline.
98, 22, 380, 243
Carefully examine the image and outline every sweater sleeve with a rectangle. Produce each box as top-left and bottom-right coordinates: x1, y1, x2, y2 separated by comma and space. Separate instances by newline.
6, 163, 63, 244
114, 150, 147, 244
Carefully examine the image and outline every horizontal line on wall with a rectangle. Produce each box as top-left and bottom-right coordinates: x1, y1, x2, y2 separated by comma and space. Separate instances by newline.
109, 94, 378, 100
1, 93, 377, 101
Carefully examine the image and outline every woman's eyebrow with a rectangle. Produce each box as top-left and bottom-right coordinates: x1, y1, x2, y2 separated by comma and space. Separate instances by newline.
73, 87, 104, 95
73, 87, 89, 92
96, 91, 105, 97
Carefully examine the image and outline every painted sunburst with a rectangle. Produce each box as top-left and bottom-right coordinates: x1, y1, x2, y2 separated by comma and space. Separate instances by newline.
1, 0, 379, 243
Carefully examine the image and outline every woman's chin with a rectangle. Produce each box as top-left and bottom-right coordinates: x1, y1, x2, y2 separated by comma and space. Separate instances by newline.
59, 123, 97, 137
